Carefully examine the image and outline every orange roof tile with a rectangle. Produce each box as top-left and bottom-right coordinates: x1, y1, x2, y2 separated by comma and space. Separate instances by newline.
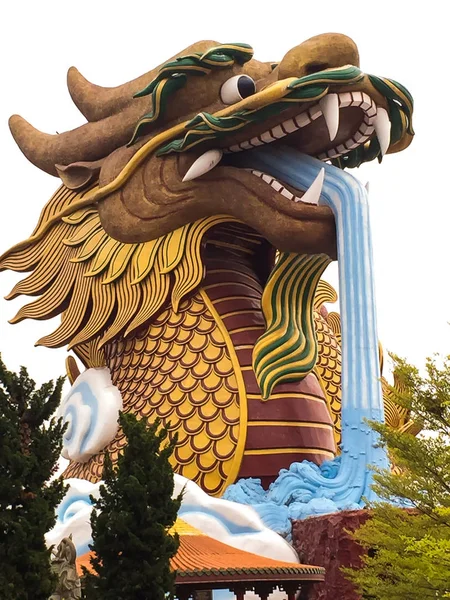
172, 532, 324, 584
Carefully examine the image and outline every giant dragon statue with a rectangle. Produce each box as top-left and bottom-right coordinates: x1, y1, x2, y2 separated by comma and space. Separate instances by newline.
0, 34, 414, 509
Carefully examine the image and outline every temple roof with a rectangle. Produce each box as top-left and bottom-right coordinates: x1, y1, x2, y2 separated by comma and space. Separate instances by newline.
77, 518, 325, 585
172, 520, 324, 584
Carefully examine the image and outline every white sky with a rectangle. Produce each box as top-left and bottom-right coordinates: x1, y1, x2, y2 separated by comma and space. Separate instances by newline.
0, 1, 448, 386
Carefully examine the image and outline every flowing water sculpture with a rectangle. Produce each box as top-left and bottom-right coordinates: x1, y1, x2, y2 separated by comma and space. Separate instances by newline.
0, 35, 414, 513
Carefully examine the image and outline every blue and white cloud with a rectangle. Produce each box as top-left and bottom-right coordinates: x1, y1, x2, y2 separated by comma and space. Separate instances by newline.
46, 474, 298, 565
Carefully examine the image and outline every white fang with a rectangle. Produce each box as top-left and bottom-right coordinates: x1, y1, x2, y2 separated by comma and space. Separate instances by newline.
295, 168, 325, 205
319, 93, 339, 141
373, 108, 391, 157
182, 149, 223, 182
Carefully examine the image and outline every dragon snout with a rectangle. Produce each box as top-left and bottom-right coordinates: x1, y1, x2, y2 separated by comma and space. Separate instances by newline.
277, 33, 360, 80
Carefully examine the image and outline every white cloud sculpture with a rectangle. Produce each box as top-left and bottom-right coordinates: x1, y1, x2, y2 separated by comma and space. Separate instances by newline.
57, 368, 123, 462
46, 474, 298, 565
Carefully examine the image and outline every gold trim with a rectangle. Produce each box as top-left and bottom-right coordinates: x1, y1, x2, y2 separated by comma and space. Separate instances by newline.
2, 208, 239, 350
199, 289, 248, 489
244, 448, 335, 457
212, 296, 255, 305
247, 421, 333, 429
228, 326, 264, 334
221, 309, 260, 319
246, 392, 326, 403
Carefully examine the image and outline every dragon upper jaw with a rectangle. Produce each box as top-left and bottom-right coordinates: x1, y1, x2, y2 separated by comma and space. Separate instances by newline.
224, 90, 382, 160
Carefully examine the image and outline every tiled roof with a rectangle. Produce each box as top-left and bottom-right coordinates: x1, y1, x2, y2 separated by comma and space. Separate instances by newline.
173, 530, 324, 583
76, 519, 325, 584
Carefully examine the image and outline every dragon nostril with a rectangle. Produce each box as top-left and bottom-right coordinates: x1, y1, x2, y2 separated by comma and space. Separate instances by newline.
304, 62, 329, 75
278, 34, 360, 80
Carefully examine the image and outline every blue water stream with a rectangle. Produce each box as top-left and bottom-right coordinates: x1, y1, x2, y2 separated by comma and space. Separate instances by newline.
224, 146, 389, 515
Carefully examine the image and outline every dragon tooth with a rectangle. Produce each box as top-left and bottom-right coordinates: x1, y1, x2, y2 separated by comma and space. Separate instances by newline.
295, 168, 325, 205
182, 149, 223, 182
280, 188, 294, 200
319, 93, 339, 141
373, 107, 391, 157
261, 131, 277, 143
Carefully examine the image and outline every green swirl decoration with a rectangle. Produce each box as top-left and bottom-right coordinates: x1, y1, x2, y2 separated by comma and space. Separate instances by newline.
129, 43, 254, 144
253, 252, 332, 400
128, 75, 187, 145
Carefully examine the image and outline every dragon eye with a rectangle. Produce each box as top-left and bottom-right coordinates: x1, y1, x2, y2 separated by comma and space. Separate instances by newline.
220, 75, 256, 104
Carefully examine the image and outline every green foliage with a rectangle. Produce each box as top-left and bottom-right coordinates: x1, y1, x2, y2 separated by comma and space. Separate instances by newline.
83, 413, 182, 600
0, 353, 66, 600
345, 353, 450, 599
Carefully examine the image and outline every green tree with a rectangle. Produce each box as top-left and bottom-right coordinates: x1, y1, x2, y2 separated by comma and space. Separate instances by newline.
83, 413, 182, 600
345, 352, 450, 599
0, 354, 66, 600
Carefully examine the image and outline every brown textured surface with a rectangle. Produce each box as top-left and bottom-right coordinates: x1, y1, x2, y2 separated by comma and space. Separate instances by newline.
292, 510, 370, 600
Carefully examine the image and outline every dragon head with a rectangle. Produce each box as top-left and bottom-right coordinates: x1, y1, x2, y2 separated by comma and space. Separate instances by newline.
7, 33, 413, 262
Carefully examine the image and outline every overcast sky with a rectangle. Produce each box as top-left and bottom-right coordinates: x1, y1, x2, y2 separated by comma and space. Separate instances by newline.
0, 0, 448, 386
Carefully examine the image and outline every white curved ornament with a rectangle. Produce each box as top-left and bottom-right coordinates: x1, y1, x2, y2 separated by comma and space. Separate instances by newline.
57, 368, 123, 463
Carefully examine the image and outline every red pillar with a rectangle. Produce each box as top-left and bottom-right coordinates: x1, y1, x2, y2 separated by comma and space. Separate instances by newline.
177, 588, 193, 600
230, 586, 247, 600
284, 582, 300, 600
254, 583, 274, 600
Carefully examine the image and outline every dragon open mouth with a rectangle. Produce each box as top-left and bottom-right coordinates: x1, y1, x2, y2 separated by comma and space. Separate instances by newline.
225, 91, 380, 160
177, 74, 402, 215
219, 89, 379, 208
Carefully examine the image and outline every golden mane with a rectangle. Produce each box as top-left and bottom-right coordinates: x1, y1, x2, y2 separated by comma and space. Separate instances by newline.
0, 184, 236, 366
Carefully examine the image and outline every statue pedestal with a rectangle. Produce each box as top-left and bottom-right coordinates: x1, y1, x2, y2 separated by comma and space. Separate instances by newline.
292, 510, 369, 600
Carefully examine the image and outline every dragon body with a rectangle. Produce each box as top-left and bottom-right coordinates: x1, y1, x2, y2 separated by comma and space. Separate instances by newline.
0, 34, 413, 496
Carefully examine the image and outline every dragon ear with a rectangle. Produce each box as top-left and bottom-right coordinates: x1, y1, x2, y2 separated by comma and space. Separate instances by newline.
55, 158, 104, 190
